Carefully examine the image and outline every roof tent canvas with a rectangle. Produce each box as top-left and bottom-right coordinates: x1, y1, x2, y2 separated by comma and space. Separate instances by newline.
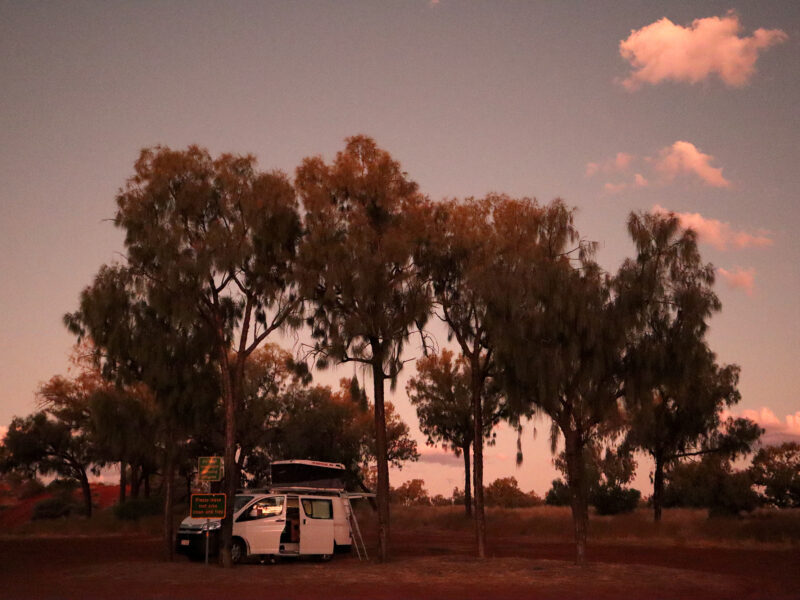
270, 460, 347, 490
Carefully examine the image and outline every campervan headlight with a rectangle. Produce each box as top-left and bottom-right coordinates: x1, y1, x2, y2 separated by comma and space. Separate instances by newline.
205, 521, 222, 531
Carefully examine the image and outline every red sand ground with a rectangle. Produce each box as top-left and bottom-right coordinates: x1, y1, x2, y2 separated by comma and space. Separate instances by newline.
1, 525, 798, 599
0, 484, 121, 530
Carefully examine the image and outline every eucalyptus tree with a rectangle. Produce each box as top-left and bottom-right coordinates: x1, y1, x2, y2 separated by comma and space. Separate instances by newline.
486, 200, 626, 565
67, 264, 219, 559
413, 195, 534, 556
406, 349, 504, 517
295, 136, 431, 561
110, 146, 302, 566
618, 211, 761, 521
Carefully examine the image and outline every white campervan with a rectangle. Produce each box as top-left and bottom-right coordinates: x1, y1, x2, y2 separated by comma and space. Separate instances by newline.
176, 460, 370, 564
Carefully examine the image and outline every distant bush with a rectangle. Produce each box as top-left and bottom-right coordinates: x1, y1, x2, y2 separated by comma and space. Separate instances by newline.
113, 497, 163, 521
664, 456, 758, 516
484, 477, 541, 508
591, 484, 641, 515
430, 494, 451, 507
545, 479, 571, 506
18, 478, 46, 499
46, 478, 78, 493
32, 496, 82, 520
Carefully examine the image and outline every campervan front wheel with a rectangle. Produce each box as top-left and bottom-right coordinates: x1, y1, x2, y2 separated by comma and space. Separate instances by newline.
231, 539, 246, 565
318, 554, 332, 562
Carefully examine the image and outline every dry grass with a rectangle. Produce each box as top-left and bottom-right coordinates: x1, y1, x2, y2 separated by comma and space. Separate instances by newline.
383, 505, 800, 548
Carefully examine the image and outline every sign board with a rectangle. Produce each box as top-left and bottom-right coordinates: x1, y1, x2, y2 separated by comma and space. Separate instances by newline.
198, 456, 223, 481
190, 493, 227, 519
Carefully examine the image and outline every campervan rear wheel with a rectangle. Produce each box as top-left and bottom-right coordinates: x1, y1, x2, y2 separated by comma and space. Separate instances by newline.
231, 539, 246, 565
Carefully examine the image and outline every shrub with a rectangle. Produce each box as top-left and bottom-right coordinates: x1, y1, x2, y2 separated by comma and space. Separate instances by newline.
32, 496, 80, 520
18, 478, 46, 499
545, 479, 571, 506
113, 496, 163, 521
484, 477, 541, 508
591, 484, 641, 515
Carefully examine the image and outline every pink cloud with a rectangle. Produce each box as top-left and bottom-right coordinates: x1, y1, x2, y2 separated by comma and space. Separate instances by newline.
592, 142, 729, 190
655, 141, 730, 187
718, 266, 756, 294
604, 181, 628, 194
726, 407, 800, 444
619, 12, 787, 90
417, 444, 462, 467
586, 152, 634, 178
652, 205, 773, 250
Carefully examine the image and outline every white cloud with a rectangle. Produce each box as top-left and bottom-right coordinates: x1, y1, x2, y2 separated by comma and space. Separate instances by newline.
591, 141, 730, 191
651, 205, 773, 251
586, 152, 634, 177
619, 12, 787, 90
718, 266, 756, 295
655, 141, 730, 188
726, 407, 800, 444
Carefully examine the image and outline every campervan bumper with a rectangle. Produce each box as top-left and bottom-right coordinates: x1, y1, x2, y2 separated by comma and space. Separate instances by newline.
176, 526, 221, 558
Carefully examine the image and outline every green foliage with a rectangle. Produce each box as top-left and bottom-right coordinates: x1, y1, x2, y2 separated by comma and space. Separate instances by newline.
113, 497, 163, 521
484, 477, 540, 508
618, 211, 760, 519
32, 495, 84, 520
750, 442, 800, 508
663, 455, 758, 516
590, 484, 641, 515
545, 480, 571, 506
271, 379, 418, 489
391, 479, 430, 506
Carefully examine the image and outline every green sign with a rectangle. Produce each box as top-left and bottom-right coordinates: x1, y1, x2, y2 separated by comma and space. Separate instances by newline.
198, 456, 223, 481
190, 493, 227, 518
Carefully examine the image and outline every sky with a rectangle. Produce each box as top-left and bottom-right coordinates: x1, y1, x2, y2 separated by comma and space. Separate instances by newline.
1, 1, 798, 497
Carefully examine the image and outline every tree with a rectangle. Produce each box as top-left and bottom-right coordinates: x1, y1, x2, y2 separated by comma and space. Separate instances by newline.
274, 378, 419, 490
663, 454, 759, 516
619, 211, 761, 521
66, 265, 219, 560
483, 477, 540, 508
414, 195, 529, 556
391, 479, 431, 506
88, 383, 159, 503
487, 200, 626, 565
112, 146, 302, 566
550, 443, 640, 514
750, 442, 800, 508
296, 136, 431, 561
406, 349, 503, 516
2, 410, 97, 517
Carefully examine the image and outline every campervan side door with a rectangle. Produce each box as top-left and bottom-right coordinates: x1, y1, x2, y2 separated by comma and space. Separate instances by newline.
234, 496, 285, 555
298, 496, 335, 555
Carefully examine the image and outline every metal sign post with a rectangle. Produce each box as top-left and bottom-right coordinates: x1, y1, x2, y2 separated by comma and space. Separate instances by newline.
204, 518, 210, 565
190, 493, 226, 566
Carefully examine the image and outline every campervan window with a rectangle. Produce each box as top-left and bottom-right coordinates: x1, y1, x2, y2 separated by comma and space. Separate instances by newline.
245, 496, 284, 520
301, 498, 332, 519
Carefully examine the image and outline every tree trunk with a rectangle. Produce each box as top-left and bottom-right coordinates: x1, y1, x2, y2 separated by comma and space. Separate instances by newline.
163, 440, 175, 562
78, 470, 92, 518
143, 468, 151, 499
119, 461, 127, 504
462, 443, 472, 517
653, 452, 665, 523
371, 356, 391, 563
219, 353, 239, 568
565, 429, 587, 566
130, 464, 141, 499
472, 371, 486, 558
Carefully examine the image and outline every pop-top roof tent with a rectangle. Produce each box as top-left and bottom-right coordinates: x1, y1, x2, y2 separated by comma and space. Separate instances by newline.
270, 460, 347, 490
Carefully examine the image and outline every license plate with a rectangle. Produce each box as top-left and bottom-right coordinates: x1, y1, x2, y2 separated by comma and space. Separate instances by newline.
181, 539, 190, 546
